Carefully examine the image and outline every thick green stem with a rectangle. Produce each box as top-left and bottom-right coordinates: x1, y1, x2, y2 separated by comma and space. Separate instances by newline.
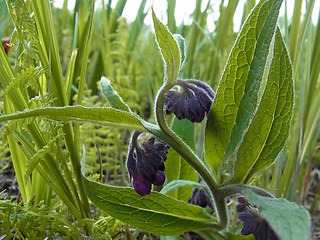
154, 83, 227, 228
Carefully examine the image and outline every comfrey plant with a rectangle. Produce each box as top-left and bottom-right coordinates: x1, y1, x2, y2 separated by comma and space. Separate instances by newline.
0, 0, 312, 239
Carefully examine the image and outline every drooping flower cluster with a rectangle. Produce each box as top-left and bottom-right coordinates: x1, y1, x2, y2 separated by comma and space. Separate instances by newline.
237, 197, 280, 240
188, 187, 212, 209
127, 131, 170, 196
165, 79, 215, 123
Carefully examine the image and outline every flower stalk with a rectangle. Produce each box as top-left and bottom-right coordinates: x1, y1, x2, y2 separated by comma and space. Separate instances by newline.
154, 82, 228, 228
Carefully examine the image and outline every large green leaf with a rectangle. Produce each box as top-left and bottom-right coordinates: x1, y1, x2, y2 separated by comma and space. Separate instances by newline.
165, 118, 198, 201
205, 0, 283, 179
244, 190, 311, 240
152, 8, 180, 85
81, 160, 219, 236
230, 28, 294, 184
0, 106, 145, 131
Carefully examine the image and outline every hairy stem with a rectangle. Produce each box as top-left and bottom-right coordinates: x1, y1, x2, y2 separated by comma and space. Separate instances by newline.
154, 83, 227, 228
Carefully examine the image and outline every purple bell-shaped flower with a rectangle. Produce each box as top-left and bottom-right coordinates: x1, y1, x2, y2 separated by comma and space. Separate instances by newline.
165, 79, 215, 123
127, 131, 170, 196
237, 197, 280, 240
188, 187, 212, 209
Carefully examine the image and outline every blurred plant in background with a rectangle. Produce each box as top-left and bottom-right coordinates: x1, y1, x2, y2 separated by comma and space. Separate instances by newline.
0, 0, 319, 239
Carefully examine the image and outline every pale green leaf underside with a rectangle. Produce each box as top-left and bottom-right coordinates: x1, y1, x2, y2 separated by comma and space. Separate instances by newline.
205, 0, 283, 178
100, 76, 131, 112
81, 167, 218, 236
230, 28, 294, 184
245, 190, 311, 240
152, 9, 180, 85
0, 106, 145, 131
160, 180, 203, 195
173, 34, 186, 69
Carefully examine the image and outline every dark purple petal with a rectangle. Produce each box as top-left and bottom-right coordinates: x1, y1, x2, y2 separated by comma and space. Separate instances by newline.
254, 219, 268, 240
188, 188, 212, 209
154, 171, 166, 186
237, 202, 280, 240
133, 179, 152, 196
239, 212, 259, 235
188, 188, 199, 204
127, 131, 169, 196
241, 221, 258, 235
164, 79, 215, 123
177, 97, 189, 119
189, 86, 213, 111
127, 148, 138, 180
238, 212, 253, 222
268, 227, 280, 240
186, 79, 215, 99
185, 89, 205, 122
196, 189, 209, 207
158, 163, 165, 171
237, 203, 246, 212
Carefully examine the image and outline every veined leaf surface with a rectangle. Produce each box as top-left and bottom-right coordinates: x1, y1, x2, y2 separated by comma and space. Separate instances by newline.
230, 28, 294, 184
205, 0, 283, 179
0, 106, 145, 131
81, 159, 219, 236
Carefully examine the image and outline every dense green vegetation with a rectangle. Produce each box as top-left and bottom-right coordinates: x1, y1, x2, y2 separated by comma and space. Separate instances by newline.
0, 0, 319, 239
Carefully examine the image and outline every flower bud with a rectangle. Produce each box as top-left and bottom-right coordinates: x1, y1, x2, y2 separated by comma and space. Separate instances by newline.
165, 79, 215, 123
237, 198, 280, 240
188, 187, 212, 209
127, 131, 170, 196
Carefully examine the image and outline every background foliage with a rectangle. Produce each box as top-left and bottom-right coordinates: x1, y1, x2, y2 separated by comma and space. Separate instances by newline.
0, 0, 319, 239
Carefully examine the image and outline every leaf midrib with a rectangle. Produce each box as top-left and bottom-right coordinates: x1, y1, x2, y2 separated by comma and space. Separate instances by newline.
84, 178, 216, 224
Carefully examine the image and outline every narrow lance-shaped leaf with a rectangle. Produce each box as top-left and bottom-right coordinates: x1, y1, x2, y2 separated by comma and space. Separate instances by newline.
0, 106, 145, 131
244, 190, 311, 240
205, 0, 283, 179
152, 8, 180, 85
81, 154, 219, 236
230, 28, 294, 184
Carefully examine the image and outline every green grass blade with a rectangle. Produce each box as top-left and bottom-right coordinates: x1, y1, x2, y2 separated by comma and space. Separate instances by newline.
167, 0, 176, 33
64, 49, 78, 100
127, 0, 147, 51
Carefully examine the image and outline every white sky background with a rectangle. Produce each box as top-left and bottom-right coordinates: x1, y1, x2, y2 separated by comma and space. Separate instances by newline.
53, 0, 320, 32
